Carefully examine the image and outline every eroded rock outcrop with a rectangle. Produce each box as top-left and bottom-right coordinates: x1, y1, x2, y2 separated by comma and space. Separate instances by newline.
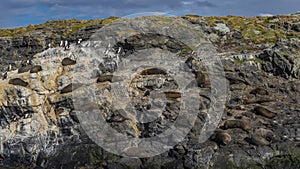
0, 15, 299, 169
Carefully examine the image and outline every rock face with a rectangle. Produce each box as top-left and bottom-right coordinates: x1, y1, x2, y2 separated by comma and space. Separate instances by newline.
0, 15, 299, 169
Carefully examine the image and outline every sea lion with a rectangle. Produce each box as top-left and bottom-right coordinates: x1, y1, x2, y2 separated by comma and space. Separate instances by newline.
222, 119, 250, 132
62, 58, 76, 66
96, 75, 122, 83
253, 106, 276, 118
60, 83, 82, 94
140, 68, 167, 75
250, 88, 268, 95
164, 91, 181, 99
30, 65, 42, 73
211, 131, 231, 145
249, 128, 275, 146
18, 65, 32, 73
8, 78, 28, 87
96, 75, 113, 83
195, 71, 210, 87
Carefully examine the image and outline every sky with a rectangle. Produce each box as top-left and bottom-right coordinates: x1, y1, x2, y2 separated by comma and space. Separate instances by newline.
0, 0, 299, 28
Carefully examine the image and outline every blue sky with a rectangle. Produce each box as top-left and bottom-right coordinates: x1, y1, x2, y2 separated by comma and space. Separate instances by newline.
1, 0, 299, 28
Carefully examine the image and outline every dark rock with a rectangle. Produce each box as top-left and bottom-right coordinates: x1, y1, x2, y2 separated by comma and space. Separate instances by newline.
291, 23, 300, 32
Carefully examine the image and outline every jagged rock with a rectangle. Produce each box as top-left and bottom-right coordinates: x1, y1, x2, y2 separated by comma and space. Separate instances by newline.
0, 15, 299, 168
213, 23, 230, 35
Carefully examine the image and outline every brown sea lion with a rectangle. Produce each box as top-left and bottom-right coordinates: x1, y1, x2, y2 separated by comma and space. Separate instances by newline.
96, 75, 113, 83
18, 65, 32, 73
60, 83, 82, 94
140, 68, 167, 75
8, 78, 28, 87
250, 88, 269, 96
253, 106, 276, 118
211, 131, 231, 145
249, 128, 275, 146
164, 91, 182, 99
30, 65, 43, 73
222, 119, 250, 132
62, 58, 76, 66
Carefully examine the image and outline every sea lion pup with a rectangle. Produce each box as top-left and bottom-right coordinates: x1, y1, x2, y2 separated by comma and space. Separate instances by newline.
211, 131, 231, 145
253, 106, 276, 118
18, 65, 32, 73
96, 75, 113, 83
250, 88, 268, 96
9, 78, 28, 87
30, 65, 42, 73
96, 75, 122, 83
140, 68, 167, 75
194, 71, 210, 88
62, 58, 76, 66
60, 83, 82, 94
249, 128, 275, 146
222, 119, 250, 132
163, 91, 181, 99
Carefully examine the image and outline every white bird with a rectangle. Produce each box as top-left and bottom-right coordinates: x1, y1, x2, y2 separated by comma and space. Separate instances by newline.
48, 43, 51, 48
105, 43, 111, 55
60, 41, 63, 47
26, 60, 30, 65
2, 72, 7, 80
78, 39, 82, 44
7, 65, 11, 71
117, 47, 122, 54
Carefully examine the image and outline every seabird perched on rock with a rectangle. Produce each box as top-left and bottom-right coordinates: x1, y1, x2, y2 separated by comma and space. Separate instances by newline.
2, 72, 7, 80
64, 40, 68, 50
77, 39, 82, 44
7, 64, 12, 71
48, 43, 52, 49
117, 47, 122, 55
60, 40, 64, 47
105, 43, 111, 55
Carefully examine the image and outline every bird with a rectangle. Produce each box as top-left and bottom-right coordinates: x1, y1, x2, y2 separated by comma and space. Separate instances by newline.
117, 47, 122, 55
64, 40, 68, 50
105, 43, 111, 55
77, 39, 82, 44
48, 43, 52, 49
7, 64, 12, 71
2, 72, 7, 80
60, 40, 64, 47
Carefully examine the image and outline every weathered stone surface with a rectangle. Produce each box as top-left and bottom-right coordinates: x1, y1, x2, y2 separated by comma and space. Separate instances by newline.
0, 15, 299, 168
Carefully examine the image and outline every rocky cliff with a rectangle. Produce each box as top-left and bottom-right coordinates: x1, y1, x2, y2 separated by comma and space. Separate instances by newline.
0, 14, 299, 169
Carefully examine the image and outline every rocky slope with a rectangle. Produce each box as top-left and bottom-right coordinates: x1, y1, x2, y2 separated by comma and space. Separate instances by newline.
0, 14, 299, 169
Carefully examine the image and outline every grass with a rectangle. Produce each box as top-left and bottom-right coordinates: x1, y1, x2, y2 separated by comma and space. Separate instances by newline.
183, 14, 299, 47
0, 17, 120, 38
